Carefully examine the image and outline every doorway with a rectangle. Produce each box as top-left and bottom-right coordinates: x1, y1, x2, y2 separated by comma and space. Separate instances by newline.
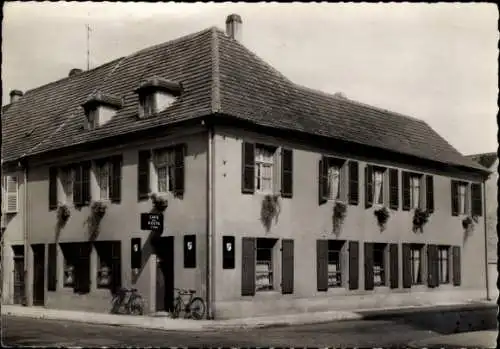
32, 244, 45, 306
153, 236, 174, 312
12, 245, 25, 305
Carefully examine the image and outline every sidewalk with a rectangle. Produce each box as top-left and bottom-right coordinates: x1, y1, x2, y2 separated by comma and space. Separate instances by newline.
1, 299, 496, 332
407, 330, 497, 348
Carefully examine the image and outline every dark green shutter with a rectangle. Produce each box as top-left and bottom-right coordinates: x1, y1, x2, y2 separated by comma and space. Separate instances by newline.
48, 243, 57, 291
138, 150, 151, 200
318, 158, 328, 204
281, 239, 294, 294
349, 241, 359, 290
427, 245, 437, 288
389, 244, 399, 289
452, 246, 461, 286
241, 237, 256, 296
49, 167, 58, 210
281, 149, 293, 198
389, 168, 399, 210
111, 241, 122, 295
402, 171, 411, 211
365, 165, 373, 208
348, 161, 359, 205
364, 243, 374, 290
76, 243, 91, 294
471, 183, 482, 216
110, 156, 122, 203
451, 180, 459, 216
81, 161, 91, 205
242, 142, 255, 194
317, 240, 328, 291
402, 244, 412, 288
174, 144, 185, 196
73, 165, 82, 206
426, 175, 434, 213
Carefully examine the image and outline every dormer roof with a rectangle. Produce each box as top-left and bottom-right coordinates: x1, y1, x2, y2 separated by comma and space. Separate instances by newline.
134, 77, 183, 95
82, 92, 123, 110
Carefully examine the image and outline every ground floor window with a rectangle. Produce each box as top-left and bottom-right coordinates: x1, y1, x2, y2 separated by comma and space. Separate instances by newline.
255, 238, 276, 292
60, 243, 77, 288
373, 243, 386, 287
328, 240, 344, 288
95, 242, 113, 288
410, 244, 424, 285
438, 246, 450, 284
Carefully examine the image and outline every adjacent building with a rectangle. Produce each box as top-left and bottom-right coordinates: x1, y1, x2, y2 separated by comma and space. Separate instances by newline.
1, 14, 491, 319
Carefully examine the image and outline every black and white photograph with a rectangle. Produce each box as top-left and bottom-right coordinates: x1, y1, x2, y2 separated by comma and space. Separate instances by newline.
0, 2, 498, 348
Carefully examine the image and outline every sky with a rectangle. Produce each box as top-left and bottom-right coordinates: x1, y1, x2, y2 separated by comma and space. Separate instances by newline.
2, 2, 498, 155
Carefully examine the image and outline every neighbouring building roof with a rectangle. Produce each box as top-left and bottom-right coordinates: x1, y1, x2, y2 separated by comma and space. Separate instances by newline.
466, 152, 498, 170
1, 26, 488, 173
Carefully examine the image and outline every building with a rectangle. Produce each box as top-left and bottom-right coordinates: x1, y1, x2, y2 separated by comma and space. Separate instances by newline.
1, 14, 491, 319
466, 152, 497, 301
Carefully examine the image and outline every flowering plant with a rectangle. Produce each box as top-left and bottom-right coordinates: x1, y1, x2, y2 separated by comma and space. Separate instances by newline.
150, 193, 169, 213
332, 201, 347, 234
87, 200, 108, 238
412, 208, 430, 233
374, 206, 390, 231
261, 194, 281, 232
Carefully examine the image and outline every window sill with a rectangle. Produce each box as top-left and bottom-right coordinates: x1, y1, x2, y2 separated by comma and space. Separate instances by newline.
327, 286, 347, 295
373, 285, 390, 293
254, 290, 280, 298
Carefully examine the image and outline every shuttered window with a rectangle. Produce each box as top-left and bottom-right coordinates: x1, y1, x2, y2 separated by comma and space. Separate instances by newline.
138, 150, 151, 200
317, 240, 345, 291
389, 169, 399, 210
48, 243, 57, 291
96, 156, 122, 202
452, 246, 461, 286
184, 235, 196, 268
49, 167, 58, 210
256, 239, 276, 292
348, 241, 359, 290
471, 183, 482, 216
389, 244, 398, 289
281, 148, 293, 198
5, 175, 19, 213
426, 175, 434, 213
95, 241, 122, 295
348, 161, 359, 205
241, 142, 255, 194
241, 237, 256, 296
281, 239, 294, 294
73, 162, 91, 206
255, 145, 276, 194
316, 240, 328, 291
438, 246, 450, 284
410, 244, 424, 285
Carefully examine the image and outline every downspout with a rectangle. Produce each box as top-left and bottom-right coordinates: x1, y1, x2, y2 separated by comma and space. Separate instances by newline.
482, 176, 490, 300
206, 124, 215, 319
20, 157, 29, 306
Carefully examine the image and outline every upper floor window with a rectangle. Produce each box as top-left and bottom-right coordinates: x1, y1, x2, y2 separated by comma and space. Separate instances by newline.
410, 175, 421, 209
60, 167, 75, 204
95, 156, 122, 203
402, 171, 430, 211
365, 165, 387, 208
96, 162, 111, 200
154, 148, 175, 194
82, 92, 122, 130
2, 175, 19, 214
139, 93, 157, 117
320, 157, 347, 202
451, 180, 482, 217
458, 183, 467, 215
87, 108, 99, 130
135, 77, 182, 119
373, 170, 384, 205
255, 145, 276, 194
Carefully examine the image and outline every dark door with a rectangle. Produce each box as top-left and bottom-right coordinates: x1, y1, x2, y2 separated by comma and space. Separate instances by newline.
32, 244, 45, 306
13, 256, 25, 304
154, 237, 174, 312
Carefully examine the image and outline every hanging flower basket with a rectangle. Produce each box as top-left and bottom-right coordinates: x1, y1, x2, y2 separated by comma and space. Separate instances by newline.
412, 208, 430, 233
332, 201, 347, 234
374, 206, 390, 231
87, 200, 108, 238
150, 193, 169, 213
56, 203, 71, 228
462, 216, 474, 230
260, 194, 281, 232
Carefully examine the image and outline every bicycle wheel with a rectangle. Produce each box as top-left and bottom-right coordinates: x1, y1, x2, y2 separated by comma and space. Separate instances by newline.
110, 295, 121, 314
128, 294, 144, 315
171, 298, 183, 319
189, 297, 206, 320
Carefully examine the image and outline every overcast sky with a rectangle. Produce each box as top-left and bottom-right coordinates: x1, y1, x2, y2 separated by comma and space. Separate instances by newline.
2, 2, 498, 155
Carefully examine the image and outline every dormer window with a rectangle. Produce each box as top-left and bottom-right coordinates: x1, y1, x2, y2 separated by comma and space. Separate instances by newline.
135, 77, 182, 118
82, 92, 122, 130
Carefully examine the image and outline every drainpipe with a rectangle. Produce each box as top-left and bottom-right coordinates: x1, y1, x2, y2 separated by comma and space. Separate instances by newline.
482, 177, 490, 301
20, 157, 29, 306
206, 123, 215, 319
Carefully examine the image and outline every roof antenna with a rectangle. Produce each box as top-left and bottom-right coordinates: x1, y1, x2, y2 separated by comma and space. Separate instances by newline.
86, 17, 92, 71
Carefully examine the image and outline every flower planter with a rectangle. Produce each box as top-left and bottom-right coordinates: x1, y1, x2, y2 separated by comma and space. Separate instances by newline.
412, 208, 430, 233
150, 193, 169, 213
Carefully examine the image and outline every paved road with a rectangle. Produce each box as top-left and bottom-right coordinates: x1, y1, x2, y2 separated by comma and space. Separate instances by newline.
0, 315, 447, 347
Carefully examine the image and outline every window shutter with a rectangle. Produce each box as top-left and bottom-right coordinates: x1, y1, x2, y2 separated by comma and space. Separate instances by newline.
318, 158, 328, 204
451, 180, 459, 216
281, 239, 294, 294
49, 167, 58, 210
241, 142, 255, 194
364, 243, 374, 290
402, 244, 411, 288
402, 171, 411, 211
81, 161, 91, 205
452, 246, 461, 286
348, 241, 359, 290
281, 148, 293, 198
365, 165, 374, 208
427, 245, 437, 288
75, 243, 91, 294
111, 241, 122, 295
73, 165, 82, 206
389, 169, 399, 210
348, 161, 359, 205
6, 175, 19, 213
183, 235, 196, 268
174, 144, 186, 196
426, 175, 434, 213
110, 156, 122, 203
389, 244, 399, 289
222, 236, 235, 269
138, 150, 151, 200
470, 183, 482, 217
48, 243, 57, 291
241, 237, 256, 296
316, 240, 328, 291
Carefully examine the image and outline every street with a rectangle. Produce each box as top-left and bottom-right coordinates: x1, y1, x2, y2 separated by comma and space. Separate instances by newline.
2, 306, 496, 348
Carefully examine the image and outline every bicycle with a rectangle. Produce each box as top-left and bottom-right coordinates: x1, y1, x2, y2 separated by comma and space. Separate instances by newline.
110, 288, 145, 315
171, 288, 206, 320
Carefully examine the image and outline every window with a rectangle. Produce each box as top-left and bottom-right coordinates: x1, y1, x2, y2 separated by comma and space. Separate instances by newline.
328, 241, 343, 288
327, 163, 341, 200
140, 93, 157, 117
95, 243, 113, 288
87, 108, 99, 130
97, 162, 111, 200
410, 175, 421, 209
320, 157, 346, 202
438, 246, 450, 284
3, 175, 19, 213
373, 244, 386, 287
255, 145, 275, 194
410, 245, 423, 285
373, 170, 384, 205
154, 148, 175, 194
60, 167, 74, 204
256, 238, 275, 292
61, 244, 77, 288
458, 183, 467, 215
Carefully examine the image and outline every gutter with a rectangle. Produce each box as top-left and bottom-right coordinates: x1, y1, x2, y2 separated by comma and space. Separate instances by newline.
206, 123, 215, 319
19, 156, 29, 306
482, 177, 490, 300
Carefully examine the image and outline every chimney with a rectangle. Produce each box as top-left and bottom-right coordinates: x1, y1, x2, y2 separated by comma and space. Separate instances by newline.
225, 14, 242, 42
69, 68, 83, 77
9, 90, 23, 103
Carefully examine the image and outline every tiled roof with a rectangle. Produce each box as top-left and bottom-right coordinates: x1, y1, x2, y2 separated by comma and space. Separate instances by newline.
466, 152, 498, 169
1, 27, 488, 173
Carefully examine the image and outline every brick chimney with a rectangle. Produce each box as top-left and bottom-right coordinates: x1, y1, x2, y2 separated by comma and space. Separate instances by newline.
9, 90, 23, 103
69, 68, 83, 77
226, 14, 242, 42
